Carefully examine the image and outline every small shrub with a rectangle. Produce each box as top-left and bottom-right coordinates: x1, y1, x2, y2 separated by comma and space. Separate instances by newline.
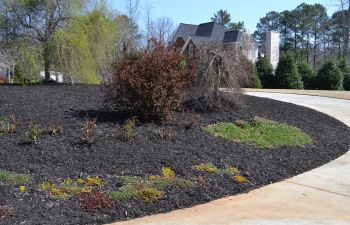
255, 57, 275, 88
19, 186, 26, 193
297, 61, 314, 89
275, 53, 303, 89
109, 188, 135, 201
185, 111, 199, 130
40, 177, 106, 198
193, 163, 217, 173
193, 176, 209, 188
26, 124, 40, 143
316, 60, 344, 90
79, 191, 113, 213
82, 118, 97, 144
339, 59, 350, 91
161, 167, 176, 178
156, 128, 173, 140
218, 166, 240, 175
136, 187, 164, 203
234, 175, 249, 183
106, 39, 197, 121
0, 116, 17, 135
0, 169, 31, 185
121, 117, 137, 141
243, 62, 262, 88
47, 126, 63, 136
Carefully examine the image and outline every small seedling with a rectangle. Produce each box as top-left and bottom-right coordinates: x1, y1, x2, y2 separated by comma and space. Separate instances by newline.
185, 110, 199, 130
121, 117, 137, 141
82, 118, 97, 144
26, 124, 40, 143
48, 126, 63, 136
19, 186, 26, 193
0, 116, 17, 135
156, 128, 173, 140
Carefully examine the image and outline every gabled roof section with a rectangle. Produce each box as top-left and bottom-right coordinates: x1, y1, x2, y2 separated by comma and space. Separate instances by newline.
195, 22, 226, 42
171, 23, 198, 43
223, 30, 243, 43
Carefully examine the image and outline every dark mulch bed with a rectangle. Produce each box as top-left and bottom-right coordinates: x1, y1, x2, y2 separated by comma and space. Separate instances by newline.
0, 85, 349, 225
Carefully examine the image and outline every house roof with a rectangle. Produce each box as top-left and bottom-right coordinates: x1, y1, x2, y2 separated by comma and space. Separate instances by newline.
195, 22, 226, 42
223, 30, 243, 43
171, 23, 198, 43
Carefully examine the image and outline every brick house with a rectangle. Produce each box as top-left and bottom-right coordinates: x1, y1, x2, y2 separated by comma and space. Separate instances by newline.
170, 21, 279, 67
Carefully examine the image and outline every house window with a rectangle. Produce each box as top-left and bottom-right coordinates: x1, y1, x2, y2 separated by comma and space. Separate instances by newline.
189, 44, 194, 58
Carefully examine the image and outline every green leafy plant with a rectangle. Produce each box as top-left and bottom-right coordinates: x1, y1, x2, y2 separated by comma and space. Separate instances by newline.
204, 117, 313, 148
26, 124, 40, 143
40, 177, 106, 199
110, 168, 194, 203
338, 59, 350, 91
121, 117, 137, 141
0, 169, 31, 185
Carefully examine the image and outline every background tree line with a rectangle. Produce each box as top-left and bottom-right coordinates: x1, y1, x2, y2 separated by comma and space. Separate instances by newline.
253, 1, 350, 71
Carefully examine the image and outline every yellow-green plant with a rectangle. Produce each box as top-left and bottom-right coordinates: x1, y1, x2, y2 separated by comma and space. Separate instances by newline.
121, 117, 137, 141
161, 167, 176, 178
234, 175, 249, 183
26, 124, 40, 143
193, 163, 218, 173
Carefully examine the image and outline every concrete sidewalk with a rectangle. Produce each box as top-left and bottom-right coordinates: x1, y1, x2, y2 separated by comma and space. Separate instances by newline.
110, 92, 350, 225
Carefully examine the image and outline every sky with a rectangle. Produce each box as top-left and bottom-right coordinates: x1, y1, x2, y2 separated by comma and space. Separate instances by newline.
111, 0, 340, 33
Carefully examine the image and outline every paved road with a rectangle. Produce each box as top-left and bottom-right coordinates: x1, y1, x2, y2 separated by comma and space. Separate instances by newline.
110, 92, 350, 225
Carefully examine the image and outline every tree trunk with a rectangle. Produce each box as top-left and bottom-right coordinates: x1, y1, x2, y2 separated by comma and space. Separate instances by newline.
313, 34, 317, 71
43, 45, 51, 82
306, 34, 310, 63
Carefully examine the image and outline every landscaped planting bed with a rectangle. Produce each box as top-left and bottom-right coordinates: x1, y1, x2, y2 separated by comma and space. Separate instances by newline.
0, 85, 349, 225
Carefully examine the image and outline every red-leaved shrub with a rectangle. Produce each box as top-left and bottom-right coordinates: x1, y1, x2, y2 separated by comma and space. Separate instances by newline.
106, 40, 197, 121
79, 191, 113, 213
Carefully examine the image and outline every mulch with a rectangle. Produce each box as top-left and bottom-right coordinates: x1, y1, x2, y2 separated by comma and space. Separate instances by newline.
0, 85, 349, 225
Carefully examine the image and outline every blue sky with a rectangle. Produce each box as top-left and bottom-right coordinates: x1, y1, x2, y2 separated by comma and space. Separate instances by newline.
111, 0, 339, 33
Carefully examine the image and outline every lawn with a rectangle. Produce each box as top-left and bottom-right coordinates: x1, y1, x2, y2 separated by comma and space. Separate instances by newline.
0, 85, 349, 225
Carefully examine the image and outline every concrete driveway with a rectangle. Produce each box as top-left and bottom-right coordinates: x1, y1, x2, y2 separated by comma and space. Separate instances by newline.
110, 92, 350, 225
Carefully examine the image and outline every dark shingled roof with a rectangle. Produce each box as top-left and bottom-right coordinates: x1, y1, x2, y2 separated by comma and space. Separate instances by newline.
223, 30, 243, 43
195, 22, 226, 42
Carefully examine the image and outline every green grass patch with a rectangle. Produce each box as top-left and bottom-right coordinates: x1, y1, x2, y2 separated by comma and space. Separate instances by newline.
0, 169, 31, 185
204, 117, 313, 148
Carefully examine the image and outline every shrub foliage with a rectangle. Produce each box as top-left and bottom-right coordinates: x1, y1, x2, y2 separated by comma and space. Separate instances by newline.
338, 59, 350, 91
316, 60, 344, 90
275, 53, 303, 89
255, 57, 275, 88
106, 40, 196, 121
297, 61, 314, 89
